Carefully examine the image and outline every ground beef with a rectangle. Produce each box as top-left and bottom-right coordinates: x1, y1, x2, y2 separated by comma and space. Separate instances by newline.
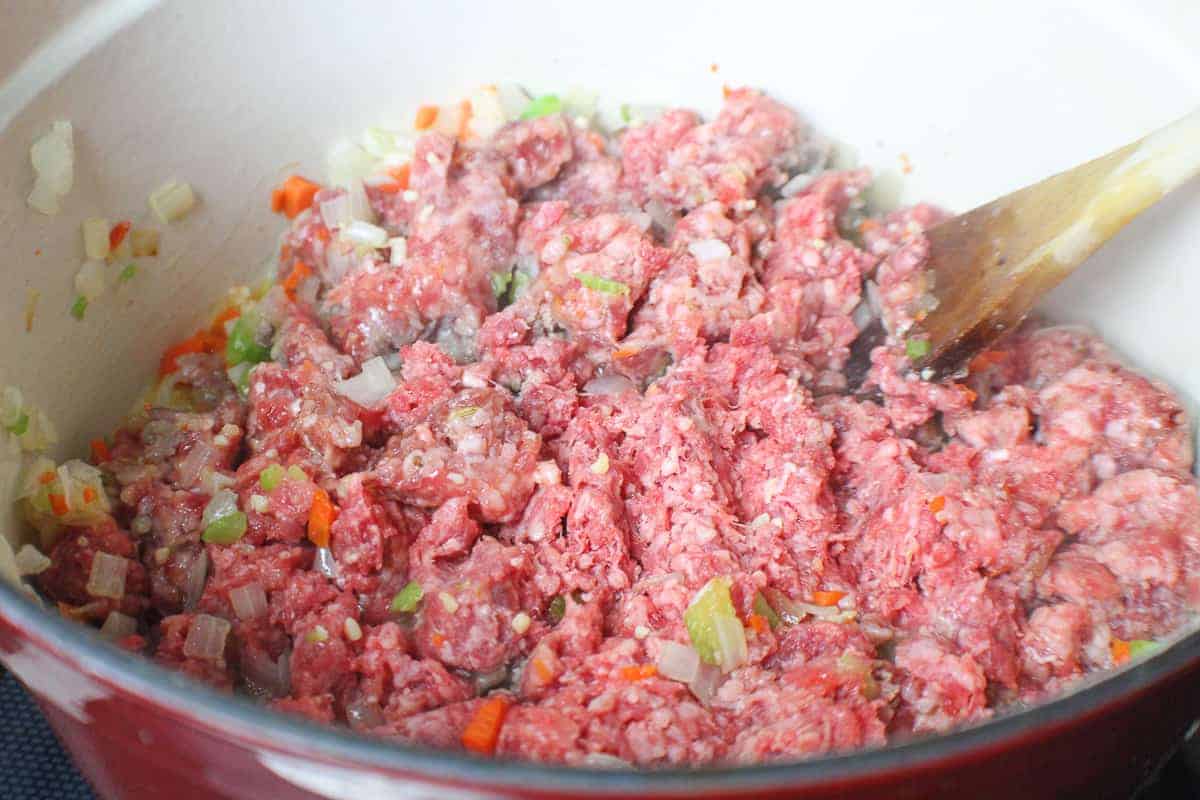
33, 86, 1200, 769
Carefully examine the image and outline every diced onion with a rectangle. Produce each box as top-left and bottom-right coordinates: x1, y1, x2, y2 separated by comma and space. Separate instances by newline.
183, 549, 209, 609
345, 697, 385, 730
148, 180, 197, 223
687, 238, 732, 262
583, 374, 636, 396
333, 356, 396, 408
130, 227, 160, 257
86, 552, 128, 599
99, 611, 137, 640
315, 547, 340, 581
202, 489, 239, 528
243, 647, 291, 698
183, 613, 231, 661
229, 583, 268, 621
82, 218, 110, 260
341, 220, 388, 248
74, 260, 106, 301
27, 121, 74, 214
688, 662, 724, 706
178, 440, 214, 488
389, 237, 408, 266
327, 140, 376, 188
712, 614, 748, 673
320, 194, 352, 229
14, 544, 51, 576
656, 641, 701, 683
580, 753, 631, 769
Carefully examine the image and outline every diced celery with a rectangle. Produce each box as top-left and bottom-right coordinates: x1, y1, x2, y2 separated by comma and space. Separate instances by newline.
390, 581, 423, 614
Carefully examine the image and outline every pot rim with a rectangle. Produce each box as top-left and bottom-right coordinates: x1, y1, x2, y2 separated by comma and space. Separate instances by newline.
3, 580, 1198, 795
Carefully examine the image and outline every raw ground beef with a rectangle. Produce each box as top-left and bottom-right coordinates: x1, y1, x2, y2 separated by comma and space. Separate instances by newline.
30, 87, 1200, 769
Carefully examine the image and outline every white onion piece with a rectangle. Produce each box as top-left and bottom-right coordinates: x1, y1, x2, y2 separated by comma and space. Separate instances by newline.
200, 469, 235, 497
327, 140, 377, 188
202, 489, 239, 527
229, 582, 268, 620
27, 121, 74, 214
319, 194, 352, 229
14, 544, 51, 576
712, 614, 748, 673
74, 260, 106, 301
86, 552, 128, 599
183, 614, 230, 661
361, 127, 411, 159
183, 549, 209, 610
99, 611, 137, 640
688, 662, 724, 706
656, 641, 700, 683
178, 441, 214, 488
346, 700, 385, 730
346, 178, 375, 223
333, 356, 396, 408
687, 238, 732, 262
82, 218, 111, 260
243, 647, 291, 698
580, 753, 631, 769
148, 180, 197, 223
341, 220, 388, 248
794, 601, 857, 624
583, 374, 636, 396
388, 237, 407, 266
315, 547, 340, 581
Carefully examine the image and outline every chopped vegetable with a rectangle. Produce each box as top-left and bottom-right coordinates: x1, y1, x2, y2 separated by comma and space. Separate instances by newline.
14, 544, 51, 576
1111, 638, 1131, 664
461, 696, 511, 756
259, 463, 285, 492
82, 218, 111, 260
69, 295, 88, 320
202, 510, 247, 544
574, 272, 629, 296
905, 338, 931, 360
390, 581, 424, 614
75, 260, 106, 300
511, 612, 531, 634
108, 221, 132, 252
89, 438, 111, 464
449, 405, 480, 421
548, 595, 566, 623
657, 641, 701, 683
287, 465, 308, 481
183, 614, 230, 661
752, 591, 782, 630
746, 613, 769, 635
99, 611, 138, 640
148, 180, 197, 223
928, 495, 946, 513
281, 260, 313, 299
129, 227, 160, 257
225, 310, 272, 367
414, 105, 439, 130
159, 331, 220, 377
618, 664, 657, 682
305, 625, 329, 644
307, 488, 336, 548
6, 413, 29, 436
86, 552, 128, 599
27, 121, 74, 215
1129, 639, 1159, 659
388, 236, 408, 266
490, 269, 512, 300
520, 94, 562, 120
333, 356, 396, 408
271, 175, 320, 220
684, 576, 748, 672
229, 583, 268, 620
341, 219, 389, 248
118, 263, 138, 282
810, 590, 846, 607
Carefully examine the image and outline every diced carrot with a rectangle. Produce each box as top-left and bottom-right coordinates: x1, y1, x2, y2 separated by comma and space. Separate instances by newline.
928, 495, 946, 514
82, 486, 97, 504
1111, 638, 1131, 665
618, 664, 657, 682
431, 632, 446, 648
210, 306, 241, 336
530, 657, 554, 684
612, 347, 640, 360
962, 387, 978, 404
109, 221, 132, 251
314, 226, 331, 244
461, 696, 511, 756
722, 84, 733, 98
282, 260, 314, 300
746, 614, 769, 635
388, 163, 411, 190
273, 175, 322, 220
374, 182, 403, 195
810, 590, 846, 607
307, 487, 336, 549
414, 105, 439, 131
456, 100, 474, 140
48, 493, 68, 516
38, 471, 56, 485
159, 331, 222, 377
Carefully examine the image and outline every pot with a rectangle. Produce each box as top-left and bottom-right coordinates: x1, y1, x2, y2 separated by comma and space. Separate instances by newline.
2, 2, 1199, 798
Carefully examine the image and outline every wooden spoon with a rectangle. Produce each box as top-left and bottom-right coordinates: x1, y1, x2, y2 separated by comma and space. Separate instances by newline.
847, 108, 1200, 385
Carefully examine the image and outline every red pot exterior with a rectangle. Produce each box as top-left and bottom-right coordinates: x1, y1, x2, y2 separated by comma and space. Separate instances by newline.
2, 604, 1198, 800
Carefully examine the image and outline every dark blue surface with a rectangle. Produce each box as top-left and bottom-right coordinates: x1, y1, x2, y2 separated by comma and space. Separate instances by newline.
0, 667, 95, 800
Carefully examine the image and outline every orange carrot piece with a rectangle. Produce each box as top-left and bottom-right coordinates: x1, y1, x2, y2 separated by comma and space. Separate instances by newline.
618, 664, 658, 682
928, 495, 946, 514
414, 105, 439, 131
388, 162, 411, 190
274, 175, 322, 219
90, 438, 112, 464
38, 471, 56, 485
810, 590, 846, 607
308, 488, 336, 549
109, 221, 132, 251
1111, 638, 1131, 665
270, 188, 286, 213
282, 260, 314, 299
82, 486, 97, 504
746, 614, 769, 635
48, 493, 68, 516
456, 100, 474, 140
431, 632, 446, 648
461, 696, 511, 755
159, 333, 209, 377
530, 657, 554, 684
210, 306, 241, 336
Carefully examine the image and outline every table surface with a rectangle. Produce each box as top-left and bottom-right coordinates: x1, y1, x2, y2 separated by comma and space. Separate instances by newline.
1, 665, 1197, 800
